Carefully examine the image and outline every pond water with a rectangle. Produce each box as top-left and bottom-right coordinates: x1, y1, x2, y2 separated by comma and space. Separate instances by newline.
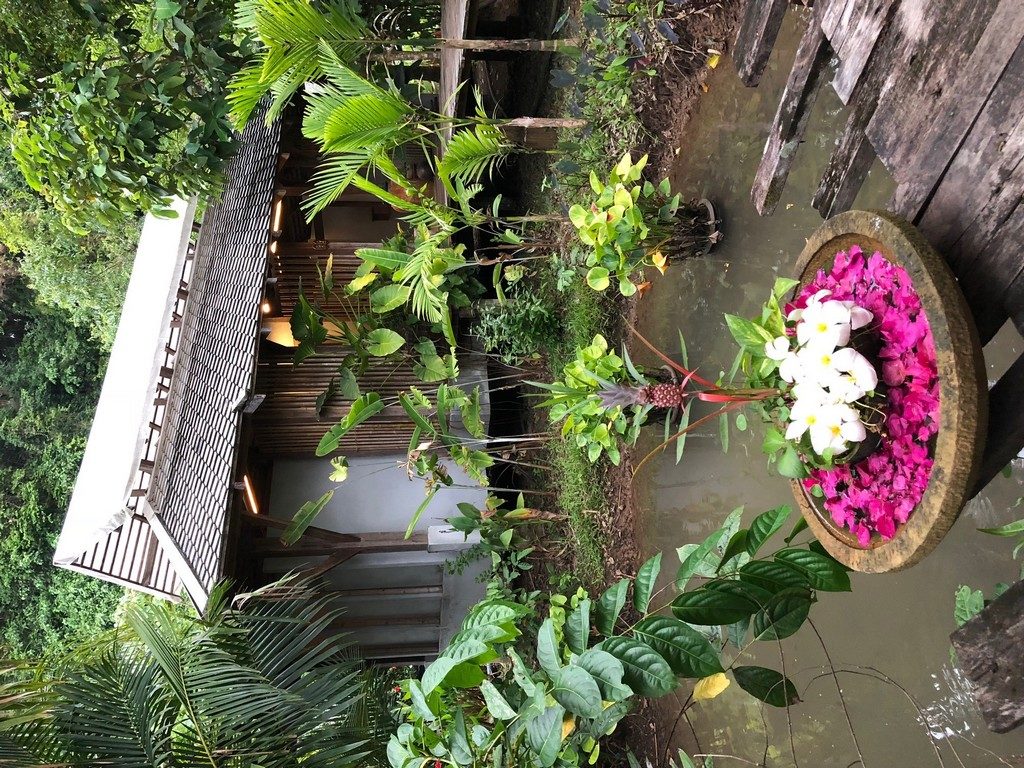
632, 9, 1024, 767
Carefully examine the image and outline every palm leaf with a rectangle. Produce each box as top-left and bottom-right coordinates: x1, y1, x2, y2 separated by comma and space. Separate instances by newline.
438, 123, 514, 184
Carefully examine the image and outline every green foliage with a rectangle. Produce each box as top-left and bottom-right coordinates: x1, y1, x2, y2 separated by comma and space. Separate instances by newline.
0, 575, 391, 767
0, 282, 121, 658
472, 285, 559, 365
569, 152, 680, 296
4, 0, 243, 229
389, 506, 848, 768
0, 150, 136, 346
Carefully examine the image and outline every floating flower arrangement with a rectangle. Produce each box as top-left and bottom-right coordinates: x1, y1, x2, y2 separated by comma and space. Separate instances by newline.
792, 245, 941, 545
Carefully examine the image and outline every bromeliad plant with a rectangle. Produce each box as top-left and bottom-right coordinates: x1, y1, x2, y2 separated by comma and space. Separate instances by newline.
388, 505, 852, 768
535, 331, 776, 467
569, 153, 715, 296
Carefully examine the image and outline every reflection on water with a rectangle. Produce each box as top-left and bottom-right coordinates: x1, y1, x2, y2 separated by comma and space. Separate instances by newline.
632, 8, 1024, 766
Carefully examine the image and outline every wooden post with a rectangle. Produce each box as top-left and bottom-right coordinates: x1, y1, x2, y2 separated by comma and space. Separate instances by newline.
751, 2, 831, 215
972, 353, 1024, 496
733, 0, 790, 87
950, 579, 1024, 733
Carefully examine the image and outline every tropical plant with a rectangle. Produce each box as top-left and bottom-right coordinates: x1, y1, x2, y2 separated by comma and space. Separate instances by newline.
472, 284, 559, 365
570, 152, 715, 296
0, 574, 391, 767
388, 505, 851, 768
5, 0, 243, 229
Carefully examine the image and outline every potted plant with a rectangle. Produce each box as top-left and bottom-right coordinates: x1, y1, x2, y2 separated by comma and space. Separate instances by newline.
730, 210, 987, 572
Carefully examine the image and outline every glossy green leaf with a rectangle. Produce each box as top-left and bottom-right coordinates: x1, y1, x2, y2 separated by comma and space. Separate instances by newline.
774, 548, 851, 592
776, 445, 807, 478
671, 585, 760, 626
634, 553, 662, 614
537, 618, 561, 678
733, 666, 801, 707
316, 393, 385, 456
738, 560, 810, 593
718, 530, 748, 571
978, 518, 1024, 537
599, 636, 675, 697
632, 616, 723, 678
596, 578, 629, 636
364, 328, 405, 356
746, 506, 791, 556
526, 705, 565, 768
576, 649, 632, 702
370, 284, 412, 313
751, 587, 813, 640
480, 680, 517, 720
552, 666, 603, 718
565, 598, 591, 655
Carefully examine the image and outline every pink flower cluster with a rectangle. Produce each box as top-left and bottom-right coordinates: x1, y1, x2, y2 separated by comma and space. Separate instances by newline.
790, 246, 941, 546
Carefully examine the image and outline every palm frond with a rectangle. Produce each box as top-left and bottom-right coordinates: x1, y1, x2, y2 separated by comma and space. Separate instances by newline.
438, 123, 514, 185
228, 0, 370, 127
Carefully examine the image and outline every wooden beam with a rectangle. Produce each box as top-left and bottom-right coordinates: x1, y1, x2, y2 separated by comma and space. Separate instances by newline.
239, 511, 360, 543
973, 353, 1024, 496
751, 1, 831, 215
253, 532, 429, 557
329, 585, 441, 598
733, 0, 790, 87
950, 579, 1024, 733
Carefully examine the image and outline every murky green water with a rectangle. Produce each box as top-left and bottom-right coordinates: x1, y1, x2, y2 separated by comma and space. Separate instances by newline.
632, 10, 1024, 766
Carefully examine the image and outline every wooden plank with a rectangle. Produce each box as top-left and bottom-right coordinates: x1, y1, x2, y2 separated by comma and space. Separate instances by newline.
950, 579, 1024, 733
829, 0, 897, 104
915, 44, 1024, 269
733, 0, 790, 87
973, 353, 1024, 495
868, 0, 1008, 215
751, 1, 831, 215
960, 199, 1024, 343
239, 511, 360, 543
813, 0, 950, 216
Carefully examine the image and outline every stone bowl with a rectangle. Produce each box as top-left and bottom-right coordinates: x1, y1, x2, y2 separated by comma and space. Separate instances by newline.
789, 210, 987, 573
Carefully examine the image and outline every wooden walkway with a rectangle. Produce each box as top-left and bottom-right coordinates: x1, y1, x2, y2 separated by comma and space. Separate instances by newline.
736, 0, 1024, 496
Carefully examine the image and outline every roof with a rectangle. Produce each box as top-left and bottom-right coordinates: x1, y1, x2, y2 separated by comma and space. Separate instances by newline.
56, 105, 282, 609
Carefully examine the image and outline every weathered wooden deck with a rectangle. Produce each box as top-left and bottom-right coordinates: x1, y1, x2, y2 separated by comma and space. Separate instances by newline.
736, 0, 1024, 498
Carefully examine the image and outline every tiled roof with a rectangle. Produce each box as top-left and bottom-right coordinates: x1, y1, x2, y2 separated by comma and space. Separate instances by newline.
144, 106, 281, 608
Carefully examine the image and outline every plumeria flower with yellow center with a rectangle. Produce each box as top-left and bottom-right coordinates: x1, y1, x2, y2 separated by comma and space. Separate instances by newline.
786, 288, 832, 322
832, 346, 878, 392
764, 336, 791, 361
796, 343, 846, 386
651, 250, 668, 275
797, 298, 853, 349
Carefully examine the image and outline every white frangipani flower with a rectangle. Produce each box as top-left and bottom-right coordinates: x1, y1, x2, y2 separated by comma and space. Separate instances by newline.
831, 347, 878, 392
764, 336, 791, 361
796, 299, 852, 348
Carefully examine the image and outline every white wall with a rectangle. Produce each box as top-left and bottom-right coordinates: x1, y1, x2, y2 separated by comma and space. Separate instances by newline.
268, 454, 487, 534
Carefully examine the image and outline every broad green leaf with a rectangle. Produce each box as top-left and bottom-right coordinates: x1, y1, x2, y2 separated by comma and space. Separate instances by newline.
783, 516, 809, 544
733, 666, 801, 707
596, 578, 629, 636
774, 548, 851, 592
364, 328, 405, 356
599, 636, 675, 697
316, 393, 385, 456
676, 535, 722, 589
154, 0, 181, 19
738, 560, 810, 593
634, 553, 662, 614
552, 666, 603, 718
480, 680, 517, 720
751, 587, 813, 640
509, 648, 537, 697
407, 679, 436, 721
537, 618, 561, 678
746, 506, 791, 556
718, 530, 748, 570
723, 313, 773, 351
953, 585, 985, 627
719, 411, 730, 453
280, 490, 334, 546
371, 284, 412, 313
586, 266, 611, 291
576, 649, 632, 702
461, 386, 485, 438
565, 599, 591, 655
421, 639, 488, 693
632, 616, 723, 678
446, 662, 486, 688
671, 585, 760, 626
776, 445, 807, 478
526, 705, 565, 768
